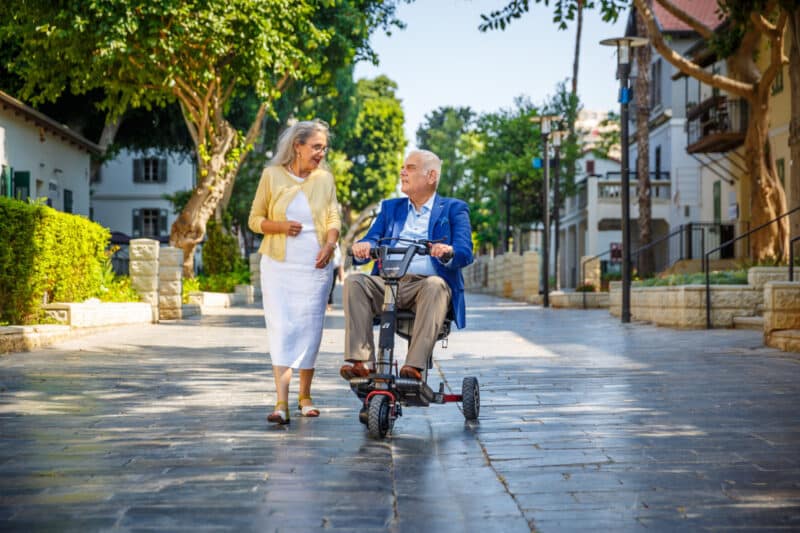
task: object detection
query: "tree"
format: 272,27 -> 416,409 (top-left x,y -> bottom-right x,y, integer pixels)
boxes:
416,107 -> 477,197
634,0 -> 792,261
634,7 -> 654,277
1,0 -> 406,275
338,75 -> 407,225
470,97 -> 545,251
788,7 -> 800,241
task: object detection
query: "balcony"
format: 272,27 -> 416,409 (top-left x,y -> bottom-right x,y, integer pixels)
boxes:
600,172 -> 672,201
686,95 -> 748,154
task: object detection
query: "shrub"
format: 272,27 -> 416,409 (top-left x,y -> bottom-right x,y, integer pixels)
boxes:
0,197 -> 110,324
575,282 -> 596,293
202,218 -> 244,275
95,250 -> 140,303
182,276 -> 201,304
198,267 -> 250,294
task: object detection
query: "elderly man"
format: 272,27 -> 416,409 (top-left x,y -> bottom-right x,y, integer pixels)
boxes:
340,149 -> 474,381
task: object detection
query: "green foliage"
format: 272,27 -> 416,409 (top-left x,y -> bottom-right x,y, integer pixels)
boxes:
0,197 -> 110,324
199,270 -> 250,294
163,190 -> 194,215
591,110 -> 620,161
634,270 -> 748,287
182,277 -> 201,304
479,0 -> 627,32
341,76 -> 407,215
95,249 -> 141,303
416,106 -> 477,198
202,219 -> 244,276
575,282 -> 596,292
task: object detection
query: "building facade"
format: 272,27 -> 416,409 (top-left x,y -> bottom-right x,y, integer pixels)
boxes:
0,90 -> 99,215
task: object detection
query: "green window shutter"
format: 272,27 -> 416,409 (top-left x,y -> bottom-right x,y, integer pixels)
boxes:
713,181 -> 721,224
13,170 -> 30,201
159,209 -> 168,237
158,158 -> 168,183
132,209 -> 142,237
64,189 -> 73,213
133,159 -> 144,182
1,165 -> 11,197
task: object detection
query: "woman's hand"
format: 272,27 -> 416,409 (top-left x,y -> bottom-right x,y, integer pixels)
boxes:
284,220 -> 303,237
315,242 -> 336,269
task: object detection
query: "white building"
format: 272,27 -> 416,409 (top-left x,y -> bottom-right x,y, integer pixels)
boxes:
0,90 -> 100,214
92,149 -> 196,242
625,2 -> 736,266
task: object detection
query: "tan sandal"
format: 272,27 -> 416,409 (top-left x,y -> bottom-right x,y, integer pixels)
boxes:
297,395 -> 320,417
267,401 -> 290,425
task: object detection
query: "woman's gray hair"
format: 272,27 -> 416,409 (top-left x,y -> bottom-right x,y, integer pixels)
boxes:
409,149 -> 442,185
270,118 -> 330,169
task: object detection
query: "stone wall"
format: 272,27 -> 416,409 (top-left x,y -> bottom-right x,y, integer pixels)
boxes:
249,253 -> 262,300
609,281 -> 760,328
763,281 -> 800,331
464,251 -> 541,304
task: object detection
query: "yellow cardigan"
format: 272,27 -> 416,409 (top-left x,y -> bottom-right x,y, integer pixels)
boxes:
248,165 -> 341,261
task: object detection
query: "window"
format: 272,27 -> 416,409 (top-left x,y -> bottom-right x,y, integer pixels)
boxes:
132,208 -> 169,238
777,158 -> 785,187
713,181 -> 721,224
650,59 -> 662,108
133,157 -> 168,183
772,67 -> 784,95
654,146 -> 662,180
585,160 -> 595,175
13,171 -> 30,201
64,189 -> 73,213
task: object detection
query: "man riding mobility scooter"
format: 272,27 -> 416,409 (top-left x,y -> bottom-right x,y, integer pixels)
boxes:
345,237 -> 480,439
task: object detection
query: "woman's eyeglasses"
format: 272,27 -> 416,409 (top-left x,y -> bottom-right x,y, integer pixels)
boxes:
305,143 -> 329,154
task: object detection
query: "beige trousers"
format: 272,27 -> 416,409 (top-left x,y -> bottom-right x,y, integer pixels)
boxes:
343,273 -> 451,370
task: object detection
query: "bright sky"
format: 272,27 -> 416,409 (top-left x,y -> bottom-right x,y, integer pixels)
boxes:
354,0 -> 629,149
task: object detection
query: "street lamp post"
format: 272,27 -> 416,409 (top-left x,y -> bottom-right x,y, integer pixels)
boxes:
504,173 -> 512,253
552,131 -> 562,290
530,115 -> 561,308
600,36 -> 648,324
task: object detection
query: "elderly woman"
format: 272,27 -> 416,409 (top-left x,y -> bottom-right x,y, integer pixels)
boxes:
248,119 -> 340,425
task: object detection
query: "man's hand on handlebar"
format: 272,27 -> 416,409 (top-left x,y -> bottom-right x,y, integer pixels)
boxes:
351,241 -> 372,260
429,243 -> 454,261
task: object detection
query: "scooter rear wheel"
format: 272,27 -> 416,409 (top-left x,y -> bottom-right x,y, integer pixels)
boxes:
462,377 -> 480,420
367,395 -> 391,439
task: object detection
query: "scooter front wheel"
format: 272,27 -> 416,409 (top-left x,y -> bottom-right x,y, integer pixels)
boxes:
367,395 -> 391,439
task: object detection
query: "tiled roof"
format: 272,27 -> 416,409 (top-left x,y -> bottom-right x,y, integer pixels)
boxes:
653,0 -> 725,33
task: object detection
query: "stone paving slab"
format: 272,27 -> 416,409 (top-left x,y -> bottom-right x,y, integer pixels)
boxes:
1,292 -> 800,531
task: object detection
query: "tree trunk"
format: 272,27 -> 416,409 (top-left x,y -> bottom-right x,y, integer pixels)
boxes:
170,119 -> 239,277
635,9 -> 654,277
744,97 -> 789,261
789,9 -> 800,246
89,114 -> 124,180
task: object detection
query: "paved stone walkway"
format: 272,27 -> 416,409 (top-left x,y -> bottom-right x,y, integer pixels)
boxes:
1,291 -> 800,532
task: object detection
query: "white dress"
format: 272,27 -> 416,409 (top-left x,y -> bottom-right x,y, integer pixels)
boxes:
260,176 -> 332,369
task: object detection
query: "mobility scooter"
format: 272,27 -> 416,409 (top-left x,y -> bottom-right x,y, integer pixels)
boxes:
346,237 -> 480,439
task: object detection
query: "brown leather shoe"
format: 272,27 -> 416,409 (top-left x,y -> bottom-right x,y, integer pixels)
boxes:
340,361 -> 370,380
399,365 -> 422,380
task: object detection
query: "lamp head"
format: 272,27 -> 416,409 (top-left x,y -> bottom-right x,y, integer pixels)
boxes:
599,36 -> 648,66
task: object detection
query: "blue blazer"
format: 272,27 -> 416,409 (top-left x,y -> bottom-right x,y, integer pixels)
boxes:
358,195 -> 474,329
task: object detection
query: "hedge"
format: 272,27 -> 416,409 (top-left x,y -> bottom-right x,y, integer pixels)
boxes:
0,197 -> 110,324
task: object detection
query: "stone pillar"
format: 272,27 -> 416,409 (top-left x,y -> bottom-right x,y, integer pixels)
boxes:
158,247 -> 183,320
522,251 -> 540,303
249,252 -> 262,300
581,255 -> 601,290
129,239 -> 159,322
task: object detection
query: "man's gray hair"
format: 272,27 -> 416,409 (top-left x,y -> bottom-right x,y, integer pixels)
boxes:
270,119 -> 330,169
409,149 -> 442,185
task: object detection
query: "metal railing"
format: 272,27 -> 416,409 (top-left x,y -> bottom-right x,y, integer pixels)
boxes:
631,224 -> 706,275
789,235 -> 800,281
705,206 -> 800,328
